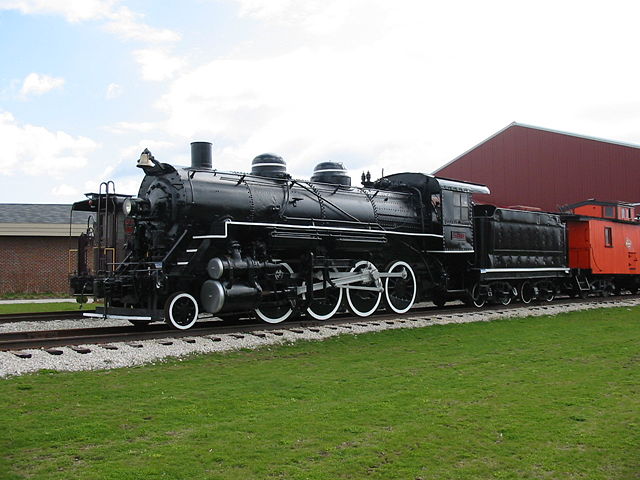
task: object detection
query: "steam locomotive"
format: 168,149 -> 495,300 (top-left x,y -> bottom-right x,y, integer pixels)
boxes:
69,142 -> 640,329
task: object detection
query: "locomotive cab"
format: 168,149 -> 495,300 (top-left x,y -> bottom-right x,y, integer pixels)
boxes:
375,173 -> 490,252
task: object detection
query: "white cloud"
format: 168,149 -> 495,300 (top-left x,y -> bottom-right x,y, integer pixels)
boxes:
105,82 -> 122,99
231,0 -> 365,35
132,48 -> 185,81
120,140 -> 175,161
0,0 -> 179,43
0,0 -> 116,22
103,6 -> 180,43
152,0 -> 640,178
20,73 -> 64,96
103,121 -> 158,134
51,183 -> 80,197
0,110 -> 98,176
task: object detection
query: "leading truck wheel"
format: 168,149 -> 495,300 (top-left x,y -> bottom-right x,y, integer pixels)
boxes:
165,292 -> 199,330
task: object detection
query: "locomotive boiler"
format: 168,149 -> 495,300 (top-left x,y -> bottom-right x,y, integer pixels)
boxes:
70,142 -> 490,329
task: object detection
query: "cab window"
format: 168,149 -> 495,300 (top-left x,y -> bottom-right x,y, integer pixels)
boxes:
442,190 -> 470,225
430,194 -> 441,223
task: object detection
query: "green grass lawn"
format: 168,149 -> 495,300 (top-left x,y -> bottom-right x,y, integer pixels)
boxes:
0,302 -> 86,315
1,307 -> 639,479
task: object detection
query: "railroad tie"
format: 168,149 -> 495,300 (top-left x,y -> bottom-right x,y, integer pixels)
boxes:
70,346 -> 91,354
12,351 -> 31,359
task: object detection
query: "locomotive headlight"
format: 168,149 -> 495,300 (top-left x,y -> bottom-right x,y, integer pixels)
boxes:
123,198 -> 133,216
122,197 -> 150,217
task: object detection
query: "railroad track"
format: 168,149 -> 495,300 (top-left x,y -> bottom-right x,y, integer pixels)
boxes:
0,296 -> 632,353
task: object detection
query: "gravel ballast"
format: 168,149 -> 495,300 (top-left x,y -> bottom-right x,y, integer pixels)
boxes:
1,299 -> 638,378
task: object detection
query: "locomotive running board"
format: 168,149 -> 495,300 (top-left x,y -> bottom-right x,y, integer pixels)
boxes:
84,312 -> 153,321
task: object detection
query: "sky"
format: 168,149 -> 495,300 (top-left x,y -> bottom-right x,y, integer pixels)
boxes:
1,0 -> 639,204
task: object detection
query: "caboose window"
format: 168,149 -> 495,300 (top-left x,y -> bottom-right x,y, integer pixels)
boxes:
621,207 -> 632,220
604,227 -> 613,247
603,206 -> 615,218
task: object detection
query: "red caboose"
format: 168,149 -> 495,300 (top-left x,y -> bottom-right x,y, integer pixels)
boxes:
562,200 -> 640,294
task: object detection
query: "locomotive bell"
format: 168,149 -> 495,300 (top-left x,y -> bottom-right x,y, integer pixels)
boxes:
251,153 -> 288,178
137,148 -> 156,168
311,161 -> 351,186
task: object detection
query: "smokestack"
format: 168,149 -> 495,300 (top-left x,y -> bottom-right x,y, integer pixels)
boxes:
190,141 -> 213,169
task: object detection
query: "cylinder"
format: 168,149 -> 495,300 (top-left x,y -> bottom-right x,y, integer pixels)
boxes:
200,280 -> 261,314
191,141 -> 213,169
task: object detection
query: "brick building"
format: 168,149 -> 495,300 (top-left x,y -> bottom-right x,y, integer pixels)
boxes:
434,122 -> 640,212
0,204 -> 91,295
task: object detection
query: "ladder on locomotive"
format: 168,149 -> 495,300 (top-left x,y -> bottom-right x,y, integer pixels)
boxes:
95,181 -> 118,275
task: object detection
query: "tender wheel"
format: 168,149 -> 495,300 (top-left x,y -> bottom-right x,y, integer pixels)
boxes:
519,281 -> 535,304
346,261 -> 382,317
499,295 -> 512,306
493,282 -> 513,306
255,263 -> 294,324
165,292 -> 199,330
538,282 -> 555,302
384,261 -> 417,314
305,270 -> 343,320
470,282 -> 486,308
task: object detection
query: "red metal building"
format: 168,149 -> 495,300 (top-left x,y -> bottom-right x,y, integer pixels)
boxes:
434,123 -> 640,212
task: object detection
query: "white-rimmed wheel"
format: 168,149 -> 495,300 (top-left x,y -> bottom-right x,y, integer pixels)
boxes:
255,263 -> 294,324
519,281 -> 535,304
384,261 -> 417,314
304,269 -> 343,320
165,292 -> 199,330
470,282 -> 486,308
346,261 -> 382,317
492,282 -> 512,306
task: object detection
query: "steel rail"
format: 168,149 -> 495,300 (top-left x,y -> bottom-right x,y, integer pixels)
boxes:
0,296 -> 632,352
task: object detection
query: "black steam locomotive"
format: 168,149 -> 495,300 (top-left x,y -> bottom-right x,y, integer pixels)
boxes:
70,142 -> 569,329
